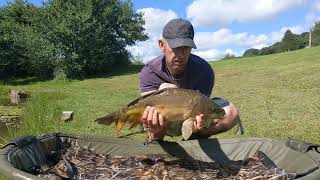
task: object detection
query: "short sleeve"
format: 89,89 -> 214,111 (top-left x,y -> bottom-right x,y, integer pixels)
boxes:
198,65 -> 214,97
140,66 -> 159,93
201,70 -> 214,97
187,54 -> 215,97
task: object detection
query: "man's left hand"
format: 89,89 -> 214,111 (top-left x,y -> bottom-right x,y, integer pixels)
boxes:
194,114 -> 205,133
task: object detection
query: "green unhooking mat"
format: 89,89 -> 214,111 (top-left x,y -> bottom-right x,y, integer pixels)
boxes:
0,132 -> 319,179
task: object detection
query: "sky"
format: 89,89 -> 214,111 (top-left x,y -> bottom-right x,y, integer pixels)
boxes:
1,0 -> 320,62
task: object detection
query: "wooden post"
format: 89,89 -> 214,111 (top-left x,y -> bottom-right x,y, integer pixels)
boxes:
309,28 -> 312,48
9,90 -> 29,105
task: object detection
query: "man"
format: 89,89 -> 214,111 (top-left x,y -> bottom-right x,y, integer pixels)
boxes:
140,19 -> 240,141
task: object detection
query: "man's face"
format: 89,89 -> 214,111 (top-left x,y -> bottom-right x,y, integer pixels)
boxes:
159,40 -> 192,77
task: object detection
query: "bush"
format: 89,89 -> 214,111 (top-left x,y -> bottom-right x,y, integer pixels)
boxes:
312,21 -> 320,46
243,48 -> 259,57
0,0 -> 57,79
41,0 -> 148,79
0,0 -> 148,79
222,53 -> 236,60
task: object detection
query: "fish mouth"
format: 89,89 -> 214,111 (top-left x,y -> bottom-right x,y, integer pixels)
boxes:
214,109 -> 226,119
219,109 -> 226,118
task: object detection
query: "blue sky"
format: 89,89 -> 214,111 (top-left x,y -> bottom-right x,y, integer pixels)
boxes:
1,0 -> 320,61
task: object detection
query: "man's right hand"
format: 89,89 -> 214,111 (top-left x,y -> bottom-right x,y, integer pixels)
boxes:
141,106 -> 166,140
141,83 -> 177,140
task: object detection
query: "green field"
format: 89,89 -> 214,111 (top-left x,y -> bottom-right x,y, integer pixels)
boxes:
1,46 -> 320,144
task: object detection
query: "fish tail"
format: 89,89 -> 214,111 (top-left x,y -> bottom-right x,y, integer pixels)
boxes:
95,108 -> 127,126
114,108 -> 143,136
96,107 -> 144,137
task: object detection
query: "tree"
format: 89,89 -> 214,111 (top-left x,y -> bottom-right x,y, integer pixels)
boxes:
222,53 -> 236,60
0,0 -> 56,79
296,32 -> 309,49
243,48 -> 259,57
281,30 -> 298,52
269,42 -> 284,53
311,21 -> 320,46
259,47 -> 275,55
41,0 -> 148,78
0,0 -> 148,79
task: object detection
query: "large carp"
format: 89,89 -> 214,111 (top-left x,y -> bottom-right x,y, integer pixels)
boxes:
95,88 -> 226,140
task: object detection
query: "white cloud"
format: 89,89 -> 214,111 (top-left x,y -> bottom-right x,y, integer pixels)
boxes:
304,0 -> 320,29
252,43 -> 269,50
281,25 -> 305,34
128,23 -> 306,62
269,25 -> 305,43
194,29 -> 269,50
194,25 -> 306,57
225,49 -> 234,55
224,49 -> 242,57
193,48 -> 242,60
127,5 -> 310,62
127,37 -> 160,62
194,29 -> 249,50
137,8 -> 177,38
193,49 -> 225,60
314,0 -> 320,11
306,13 -> 320,29
187,0 -> 305,27
127,8 -> 177,62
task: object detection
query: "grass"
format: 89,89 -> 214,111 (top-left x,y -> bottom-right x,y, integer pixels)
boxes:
211,47 -> 320,143
0,46 -> 319,145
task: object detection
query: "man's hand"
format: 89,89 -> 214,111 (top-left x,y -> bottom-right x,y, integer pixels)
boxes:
140,83 -> 177,96
194,114 -> 206,133
194,102 -> 239,136
140,83 -> 177,140
141,106 -> 166,140
159,83 -> 178,90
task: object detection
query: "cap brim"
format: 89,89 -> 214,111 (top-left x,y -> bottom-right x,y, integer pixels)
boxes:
166,38 -> 197,49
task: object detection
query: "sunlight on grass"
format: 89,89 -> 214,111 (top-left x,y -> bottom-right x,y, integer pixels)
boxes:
0,46 -> 319,145
210,47 -> 320,143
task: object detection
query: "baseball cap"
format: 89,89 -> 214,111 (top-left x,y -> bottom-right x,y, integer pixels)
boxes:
162,19 -> 197,49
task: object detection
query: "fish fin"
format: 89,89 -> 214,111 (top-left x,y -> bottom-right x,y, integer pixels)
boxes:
129,120 -> 141,130
95,116 -> 113,125
127,88 -> 169,107
126,107 -> 144,130
115,120 -> 126,137
96,108 -> 128,137
181,118 -> 195,140
95,112 -> 118,125
236,118 -> 245,135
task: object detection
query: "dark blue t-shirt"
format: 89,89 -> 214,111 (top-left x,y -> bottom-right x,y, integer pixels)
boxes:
140,54 -> 215,97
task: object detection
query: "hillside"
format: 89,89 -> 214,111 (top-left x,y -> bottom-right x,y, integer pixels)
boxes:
210,46 -> 320,142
